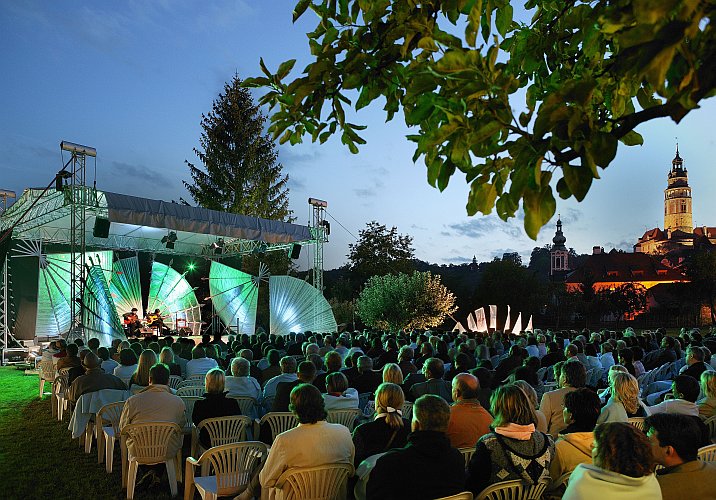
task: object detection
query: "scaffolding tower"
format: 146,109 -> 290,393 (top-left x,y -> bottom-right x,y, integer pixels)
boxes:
308,198 -> 329,294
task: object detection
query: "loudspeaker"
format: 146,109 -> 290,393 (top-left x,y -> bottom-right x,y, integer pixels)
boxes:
93,217 -> 110,238
290,244 -> 302,259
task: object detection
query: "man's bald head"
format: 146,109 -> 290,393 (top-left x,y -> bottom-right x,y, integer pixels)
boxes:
83,351 -> 101,370
452,373 -> 480,401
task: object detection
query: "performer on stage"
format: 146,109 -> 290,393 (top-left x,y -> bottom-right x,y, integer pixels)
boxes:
145,308 -> 168,334
123,308 -> 142,337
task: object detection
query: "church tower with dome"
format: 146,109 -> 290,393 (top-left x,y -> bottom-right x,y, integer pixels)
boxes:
664,145 -> 693,235
550,216 -> 570,278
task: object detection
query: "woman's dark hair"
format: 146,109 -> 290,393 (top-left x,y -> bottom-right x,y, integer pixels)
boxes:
562,359 -> 587,388
618,349 -> 636,376
119,349 -> 138,366
594,422 -> 654,477
97,346 -> 110,361
585,344 -> 597,357
289,383 -> 328,424
471,367 -> 493,388
564,388 -> 601,432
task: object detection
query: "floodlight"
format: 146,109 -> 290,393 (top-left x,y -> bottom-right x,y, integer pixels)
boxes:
60,141 -> 97,157
308,197 -> 327,208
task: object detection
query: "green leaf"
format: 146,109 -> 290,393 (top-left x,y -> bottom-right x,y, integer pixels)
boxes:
562,164 -> 593,201
276,59 -> 296,80
589,132 -> 618,168
495,4 -> 513,37
467,181 -> 498,216
293,0 -> 311,22
620,130 -> 644,146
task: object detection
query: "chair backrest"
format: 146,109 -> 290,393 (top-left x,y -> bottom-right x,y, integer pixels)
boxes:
197,415 -> 252,447
474,478 -> 549,500
39,360 -> 56,380
327,409 -> 361,430
168,375 -> 183,390
97,400 -> 125,433
188,374 -> 206,383
181,396 -> 203,427
259,412 -> 299,441
627,417 -> 645,431
434,492 -> 473,500
536,367 -> 547,382
401,401 -> 414,421
704,415 -> 716,443
53,375 -> 68,395
698,443 -> 716,462
178,379 -> 204,390
274,463 -> 354,500
122,422 -> 182,462
227,396 -> 257,416
459,447 -> 476,468
178,386 -> 205,398
358,392 -> 372,413
195,442 -> 269,496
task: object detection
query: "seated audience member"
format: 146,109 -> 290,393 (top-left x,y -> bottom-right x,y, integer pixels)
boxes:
67,349 -> 91,385
397,346 -> 418,377
252,384 -> 354,499
367,395 -> 465,500
262,356 -> 298,403
158,347 -> 181,377
314,351 -> 343,392
185,346 -> 218,378
56,343 -> 81,372
272,360 -> 315,412
645,413 -> 716,499
681,346 -> 711,381
599,343 -> 616,374
66,352 -> 126,403
644,335 -> 678,371
381,363 -> 404,385
446,373 -> 493,448
470,367 -> 493,409
540,359 -> 586,437
492,345 -> 525,388
698,371 -> 716,419
466,384 -> 554,496
98,346 -> 119,374
352,383 -> 411,466
548,388 -> 601,492
409,357 -> 452,402
649,375 -> 701,417
513,380 -> 548,433
225,357 -> 262,401
540,342 -> 566,369
352,356 -> 382,395
563,422 -> 660,500
129,350 -> 157,390
192,368 -> 241,449
260,349 -> 281,385
375,338 -> 399,369
598,372 -> 648,423
118,363 -> 185,459
323,372 -> 359,411
113,348 -> 138,384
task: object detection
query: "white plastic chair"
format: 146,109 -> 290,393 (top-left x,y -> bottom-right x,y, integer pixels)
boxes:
253,412 -> 298,443
459,447 -> 476,468
402,401 -> 414,421
187,374 -> 207,384
273,463 -> 354,500
181,396 -> 202,435
698,443 -> 716,462
184,441 -> 268,500
227,396 -> 258,417
475,478 -> 549,500
53,375 -> 69,421
191,415 -> 252,457
704,415 -> 716,443
122,422 -> 183,499
628,417 -> 646,431
327,409 -> 361,431
168,375 -> 183,390
96,400 -> 125,470
178,386 -> 205,398
178,379 -> 204,390
38,360 -> 56,397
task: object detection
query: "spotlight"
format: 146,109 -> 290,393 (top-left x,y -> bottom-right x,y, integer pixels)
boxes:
161,231 -> 178,249
186,262 -> 196,272
55,170 -> 72,191
319,220 -> 331,235
210,238 -> 225,255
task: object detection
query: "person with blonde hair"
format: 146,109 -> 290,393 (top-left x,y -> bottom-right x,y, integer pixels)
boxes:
158,346 -> 181,376
352,382 -> 410,466
382,363 -> 404,385
597,372 -> 647,423
598,364 -> 628,403
191,368 -> 241,449
513,380 -> 547,433
540,359 -> 586,437
698,370 -> 716,418
129,349 -> 157,389
467,384 -> 554,495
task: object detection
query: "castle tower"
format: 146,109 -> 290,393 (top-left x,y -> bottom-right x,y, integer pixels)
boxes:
664,145 -> 693,234
550,216 -> 570,277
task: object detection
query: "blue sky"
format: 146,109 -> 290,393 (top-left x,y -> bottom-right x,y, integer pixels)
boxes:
2,1 -> 715,270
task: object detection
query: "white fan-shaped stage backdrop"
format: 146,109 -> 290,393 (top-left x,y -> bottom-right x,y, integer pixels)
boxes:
148,262 -> 202,335
269,275 -> 337,335
83,263 -> 124,345
110,256 -> 142,320
208,261 -> 258,335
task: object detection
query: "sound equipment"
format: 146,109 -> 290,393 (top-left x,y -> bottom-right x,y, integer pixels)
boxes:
290,243 -> 301,259
93,217 -> 110,238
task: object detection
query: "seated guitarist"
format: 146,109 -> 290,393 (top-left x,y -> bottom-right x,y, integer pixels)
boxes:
146,309 -> 168,334
123,308 -> 142,337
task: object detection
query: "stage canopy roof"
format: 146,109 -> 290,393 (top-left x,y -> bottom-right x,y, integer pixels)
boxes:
1,187 -> 314,256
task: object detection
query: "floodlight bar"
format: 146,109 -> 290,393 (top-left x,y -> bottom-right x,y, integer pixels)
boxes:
308,197 -> 327,208
60,141 -> 97,157
0,189 -> 16,198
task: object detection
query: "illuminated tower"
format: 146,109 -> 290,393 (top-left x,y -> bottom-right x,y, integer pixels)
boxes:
550,216 -> 569,277
664,145 -> 693,234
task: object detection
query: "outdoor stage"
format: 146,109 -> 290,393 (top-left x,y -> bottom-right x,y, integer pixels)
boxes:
1,152 -> 336,355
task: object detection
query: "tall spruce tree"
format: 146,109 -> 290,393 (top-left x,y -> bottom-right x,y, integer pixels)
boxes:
184,76 -> 292,222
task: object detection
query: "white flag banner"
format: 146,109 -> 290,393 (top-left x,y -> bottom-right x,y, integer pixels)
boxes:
525,315 -> 534,332
475,307 -> 488,332
453,321 -> 467,333
504,305 -> 511,332
466,312 -> 478,332
489,305 -> 497,330
511,312 -> 523,334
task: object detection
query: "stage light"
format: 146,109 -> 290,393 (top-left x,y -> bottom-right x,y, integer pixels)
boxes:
210,238 -> 225,255
186,262 -> 196,272
308,197 -> 328,208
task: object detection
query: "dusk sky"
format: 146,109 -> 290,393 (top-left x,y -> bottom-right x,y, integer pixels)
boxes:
2,1 -> 715,271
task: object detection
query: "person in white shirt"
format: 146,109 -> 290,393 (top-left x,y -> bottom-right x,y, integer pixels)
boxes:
225,357 -> 261,400
599,344 -> 615,379
185,345 -> 218,378
262,356 -> 298,402
113,349 -> 138,385
97,346 -> 119,374
323,372 -> 359,411
648,375 -> 700,417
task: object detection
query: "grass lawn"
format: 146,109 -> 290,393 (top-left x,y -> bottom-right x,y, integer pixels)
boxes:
0,366 -> 181,500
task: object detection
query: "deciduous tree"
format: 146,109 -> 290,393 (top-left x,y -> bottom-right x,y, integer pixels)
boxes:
347,221 -> 415,285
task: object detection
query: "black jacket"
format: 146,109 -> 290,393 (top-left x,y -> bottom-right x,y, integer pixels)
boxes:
351,370 -> 382,395
272,380 -> 301,412
192,392 -> 242,448
366,430 -> 465,500
352,417 -> 410,466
